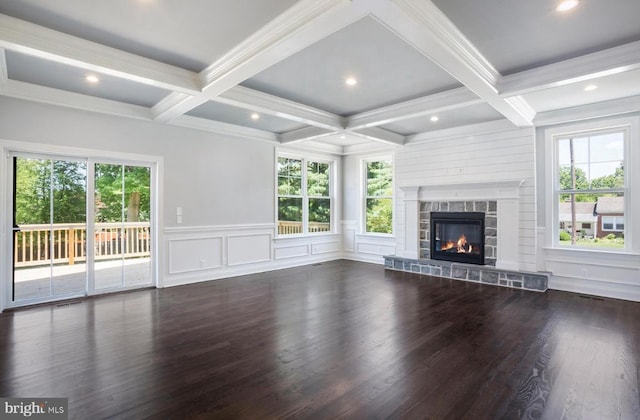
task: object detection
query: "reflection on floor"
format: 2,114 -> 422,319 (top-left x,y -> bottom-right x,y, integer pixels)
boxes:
13,258 -> 151,301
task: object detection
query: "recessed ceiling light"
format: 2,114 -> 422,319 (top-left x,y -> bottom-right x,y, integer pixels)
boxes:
340,135 -> 346,140
556,0 -> 579,12
85,75 -> 99,84
250,112 -> 260,120
430,116 -> 439,122
584,84 -> 598,91
345,77 -> 357,86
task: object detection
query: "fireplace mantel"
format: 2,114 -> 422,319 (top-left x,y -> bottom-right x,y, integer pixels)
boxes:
400,179 -> 525,201
399,180 -> 525,270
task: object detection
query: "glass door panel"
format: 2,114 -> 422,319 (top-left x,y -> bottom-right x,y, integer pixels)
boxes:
94,163 -> 152,290
13,157 -> 87,302
123,165 -> 151,287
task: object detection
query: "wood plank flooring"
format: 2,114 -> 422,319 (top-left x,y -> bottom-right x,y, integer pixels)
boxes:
1,260 -> 639,419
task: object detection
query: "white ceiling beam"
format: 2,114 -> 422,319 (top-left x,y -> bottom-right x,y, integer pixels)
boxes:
342,141 -> 397,156
155,0 -> 365,122
151,93 -> 206,123
534,95 -> 640,127
498,41 -> 640,97
278,126 -> 336,144
379,0 -> 534,126
279,140 -> 344,156
350,127 -> 406,146
0,79 -> 153,120
171,115 -> 278,143
346,87 -> 481,130
0,14 -> 200,94
216,86 -> 346,131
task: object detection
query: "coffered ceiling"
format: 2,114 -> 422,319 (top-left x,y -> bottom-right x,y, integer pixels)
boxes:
0,0 -> 639,154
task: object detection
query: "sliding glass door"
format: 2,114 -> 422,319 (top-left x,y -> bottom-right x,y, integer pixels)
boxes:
10,154 -> 154,306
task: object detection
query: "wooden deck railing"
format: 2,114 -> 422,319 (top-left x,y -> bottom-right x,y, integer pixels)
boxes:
14,222 -> 151,268
277,221 -> 331,235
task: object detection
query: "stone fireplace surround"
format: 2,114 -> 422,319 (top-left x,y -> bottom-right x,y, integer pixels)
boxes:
385,180 -> 548,292
422,201 -> 496,266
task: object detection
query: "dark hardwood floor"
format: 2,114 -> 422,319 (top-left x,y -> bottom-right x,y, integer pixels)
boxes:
1,260 -> 639,419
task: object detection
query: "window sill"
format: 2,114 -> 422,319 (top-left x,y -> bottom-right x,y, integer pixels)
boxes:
357,232 -> 395,238
543,246 -> 638,257
275,232 -> 340,241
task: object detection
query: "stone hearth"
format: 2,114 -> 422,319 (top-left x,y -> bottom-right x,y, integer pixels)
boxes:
386,180 -> 549,292
384,256 -> 548,292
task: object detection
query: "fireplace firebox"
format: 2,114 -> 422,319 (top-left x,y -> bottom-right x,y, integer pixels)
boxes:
430,212 -> 485,265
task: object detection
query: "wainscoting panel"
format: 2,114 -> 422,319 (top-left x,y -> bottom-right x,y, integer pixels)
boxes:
356,242 -> 396,256
274,244 -> 310,260
168,236 -> 223,274
311,241 -> 341,255
342,223 -> 357,253
227,234 -> 272,266
544,248 -> 640,302
342,220 -> 397,263
163,225 -> 343,287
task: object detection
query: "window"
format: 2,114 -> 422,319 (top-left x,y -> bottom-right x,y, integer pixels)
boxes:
277,156 -> 332,235
555,128 -> 626,248
602,216 -> 623,231
364,159 -> 393,234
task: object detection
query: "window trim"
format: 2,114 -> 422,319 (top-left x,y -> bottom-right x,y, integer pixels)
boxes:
361,155 -> 394,236
276,151 -> 336,237
544,116 -> 637,253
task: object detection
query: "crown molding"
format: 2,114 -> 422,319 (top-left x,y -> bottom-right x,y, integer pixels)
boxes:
346,86 -> 480,130
171,115 -> 278,143
499,41 -> 640,96
0,13 -> 199,94
278,126 -> 335,144
405,119 -> 517,145
217,85 -> 345,131
534,95 -> 640,127
0,79 -> 153,120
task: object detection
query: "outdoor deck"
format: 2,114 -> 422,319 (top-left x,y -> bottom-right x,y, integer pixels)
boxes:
13,258 -> 151,302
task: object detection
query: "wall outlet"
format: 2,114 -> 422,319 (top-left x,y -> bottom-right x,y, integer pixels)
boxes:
580,268 -> 588,277
200,259 -> 206,268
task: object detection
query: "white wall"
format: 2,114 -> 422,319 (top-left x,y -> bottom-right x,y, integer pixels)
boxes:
0,97 -> 275,227
394,127 -> 537,271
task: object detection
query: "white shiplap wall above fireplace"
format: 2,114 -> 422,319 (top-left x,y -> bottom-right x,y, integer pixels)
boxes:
394,126 -> 537,272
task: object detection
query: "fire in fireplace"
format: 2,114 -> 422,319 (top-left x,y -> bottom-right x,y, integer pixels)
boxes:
430,212 -> 485,265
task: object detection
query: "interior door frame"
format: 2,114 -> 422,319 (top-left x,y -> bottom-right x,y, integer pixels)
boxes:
1,142 -> 161,311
